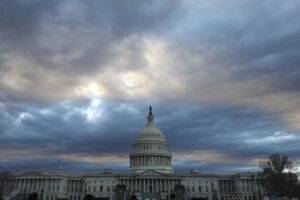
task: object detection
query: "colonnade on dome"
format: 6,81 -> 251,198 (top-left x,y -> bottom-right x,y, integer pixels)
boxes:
130,155 -> 172,167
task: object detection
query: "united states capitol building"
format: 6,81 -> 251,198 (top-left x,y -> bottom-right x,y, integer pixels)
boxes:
9,107 -> 264,200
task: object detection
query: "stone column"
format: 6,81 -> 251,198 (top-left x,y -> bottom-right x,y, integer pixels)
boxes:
142,156 -> 144,166
27,179 -> 30,193
17,179 -> 20,192
140,156 -> 142,166
29,179 -> 32,192
23,179 -> 26,193
145,179 -> 148,193
139,179 -> 142,193
33,178 -> 36,192
30,179 -> 32,192
167,179 -> 169,194
36,179 -> 39,192
135,179 -> 138,192
20,179 -> 23,192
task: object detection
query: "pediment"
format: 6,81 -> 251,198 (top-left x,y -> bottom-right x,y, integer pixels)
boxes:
135,170 -> 168,177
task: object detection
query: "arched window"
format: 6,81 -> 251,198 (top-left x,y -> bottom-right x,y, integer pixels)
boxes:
199,186 -> 202,192
100,185 -> 103,192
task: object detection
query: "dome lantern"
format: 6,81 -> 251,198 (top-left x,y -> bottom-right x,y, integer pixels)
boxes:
147,105 -> 154,126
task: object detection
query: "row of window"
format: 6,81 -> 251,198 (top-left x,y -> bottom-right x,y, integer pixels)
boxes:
187,182 -> 214,193
86,185 -> 110,192
87,180 -> 115,184
15,182 -> 60,192
140,133 -> 161,138
187,186 -> 209,193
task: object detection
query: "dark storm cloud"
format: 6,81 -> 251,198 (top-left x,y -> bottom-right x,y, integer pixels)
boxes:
0,0 -> 59,38
0,99 -> 299,172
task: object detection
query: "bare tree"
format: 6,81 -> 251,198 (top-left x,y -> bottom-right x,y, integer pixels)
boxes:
0,171 -> 15,200
259,153 -> 298,198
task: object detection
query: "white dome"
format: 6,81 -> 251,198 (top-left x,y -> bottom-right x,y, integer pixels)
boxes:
129,106 -> 173,174
137,125 -> 166,141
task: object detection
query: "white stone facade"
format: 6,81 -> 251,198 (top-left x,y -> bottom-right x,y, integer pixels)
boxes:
9,108 -> 264,200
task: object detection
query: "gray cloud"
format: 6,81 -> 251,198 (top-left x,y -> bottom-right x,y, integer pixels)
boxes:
0,99 -> 299,172
0,0 -> 300,172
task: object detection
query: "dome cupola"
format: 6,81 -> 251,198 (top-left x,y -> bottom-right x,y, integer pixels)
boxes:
136,106 -> 166,141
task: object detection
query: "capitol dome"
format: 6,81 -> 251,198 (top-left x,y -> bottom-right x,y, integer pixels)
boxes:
129,106 -> 173,174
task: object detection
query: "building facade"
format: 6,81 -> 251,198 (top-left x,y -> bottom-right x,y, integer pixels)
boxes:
9,107 -> 264,200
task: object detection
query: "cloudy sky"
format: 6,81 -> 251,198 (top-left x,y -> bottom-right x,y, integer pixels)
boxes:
1,0 -> 300,174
